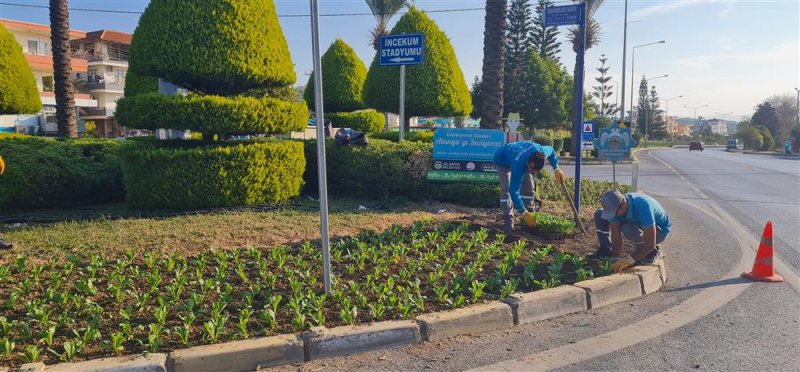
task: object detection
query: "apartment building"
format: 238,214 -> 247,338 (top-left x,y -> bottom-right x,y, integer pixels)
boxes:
706,118 -> 728,135
71,30 -> 131,137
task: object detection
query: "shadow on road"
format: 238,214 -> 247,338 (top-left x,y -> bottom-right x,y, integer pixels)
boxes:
665,277 -> 750,292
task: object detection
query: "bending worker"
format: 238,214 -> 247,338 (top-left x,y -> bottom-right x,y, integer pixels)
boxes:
493,141 -> 564,233
592,189 -> 671,272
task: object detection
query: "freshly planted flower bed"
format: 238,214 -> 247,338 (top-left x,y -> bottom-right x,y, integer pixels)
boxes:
527,212 -> 578,240
0,219 -> 612,368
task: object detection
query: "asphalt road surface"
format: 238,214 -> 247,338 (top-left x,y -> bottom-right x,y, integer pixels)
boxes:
270,148 -> 800,371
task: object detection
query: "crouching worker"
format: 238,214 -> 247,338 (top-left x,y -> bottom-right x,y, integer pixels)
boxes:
591,189 -> 671,272
493,141 -> 564,234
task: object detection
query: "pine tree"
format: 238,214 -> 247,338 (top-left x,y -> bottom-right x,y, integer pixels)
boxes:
648,85 -> 667,139
530,0 -> 561,61
504,0 -> 533,115
635,76 -> 649,133
591,54 -> 617,117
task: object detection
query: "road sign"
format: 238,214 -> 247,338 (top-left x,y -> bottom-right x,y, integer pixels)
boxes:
428,129 -> 505,183
595,123 -> 637,162
581,132 -> 594,142
379,33 -> 425,66
583,121 -> 594,133
544,4 -> 585,27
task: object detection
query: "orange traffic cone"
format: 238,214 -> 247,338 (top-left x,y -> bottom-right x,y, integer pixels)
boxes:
741,221 -> 783,282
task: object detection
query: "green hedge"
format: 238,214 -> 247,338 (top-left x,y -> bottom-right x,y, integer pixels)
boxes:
0,135 -> 123,209
327,110 -> 385,133
123,69 -> 158,97
0,23 -> 41,114
116,93 -> 308,135
129,0 -> 295,95
120,140 -> 305,209
369,131 -> 434,143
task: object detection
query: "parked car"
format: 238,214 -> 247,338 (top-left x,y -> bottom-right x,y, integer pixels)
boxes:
727,138 -> 744,150
125,129 -> 152,138
689,141 -> 704,151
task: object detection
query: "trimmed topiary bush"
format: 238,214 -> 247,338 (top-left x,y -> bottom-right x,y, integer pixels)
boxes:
0,134 -> 123,209
117,0 -> 307,209
533,134 -> 553,147
123,69 -> 158,97
120,140 -> 305,209
116,93 -> 307,135
303,39 -> 368,113
326,110 -> 385,133
129,0 -> 294,96
363,7 -> 472,119
0,23 -> 42,114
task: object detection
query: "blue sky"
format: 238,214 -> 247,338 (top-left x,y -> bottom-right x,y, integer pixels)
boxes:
1,0 -> 798,120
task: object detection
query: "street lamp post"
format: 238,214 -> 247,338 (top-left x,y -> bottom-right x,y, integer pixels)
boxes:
629,40 -> 665,128
795,88 -> 799,127
684,104 -> 709,136
663,95 -> 683,141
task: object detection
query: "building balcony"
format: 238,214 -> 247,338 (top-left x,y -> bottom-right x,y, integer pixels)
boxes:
84,80 -> 125,92
81,107 -> 114,119
24,53 -> 88,73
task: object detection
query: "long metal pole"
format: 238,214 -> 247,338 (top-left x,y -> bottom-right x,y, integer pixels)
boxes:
619,0 -> 628,121
573,1 -> 587,214
629,47 -> 636,129
310,0 -> 331,293
399,65 -> 406,142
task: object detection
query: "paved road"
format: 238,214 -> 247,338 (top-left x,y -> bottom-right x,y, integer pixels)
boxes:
270,148 -> 800,371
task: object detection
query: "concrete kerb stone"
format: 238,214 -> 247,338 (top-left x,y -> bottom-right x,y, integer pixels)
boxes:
45,354 -> 167,372
573,273 -> 643,309
651,260 -> 667,285
504,285 -> 589,325
304,320 -> 420,360
630,265 -> 663,295
167,334 -> 303,372
416,301 -> 514,342
18,363 -> 45,372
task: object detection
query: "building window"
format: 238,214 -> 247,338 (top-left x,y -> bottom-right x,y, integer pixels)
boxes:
27,40 -> 48,56
42,76 -> 54,92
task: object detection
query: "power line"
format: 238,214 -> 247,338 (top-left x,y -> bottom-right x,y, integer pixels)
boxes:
0,2 -> 484,17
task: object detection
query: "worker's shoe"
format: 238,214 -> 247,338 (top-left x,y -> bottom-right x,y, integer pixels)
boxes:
587,247 -> 613,260
0,240 -> 12,250
639,247 -> 662,265
503,219 -> 514,235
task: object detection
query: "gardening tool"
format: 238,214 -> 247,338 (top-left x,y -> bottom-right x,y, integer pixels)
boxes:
556,178 -> 586,234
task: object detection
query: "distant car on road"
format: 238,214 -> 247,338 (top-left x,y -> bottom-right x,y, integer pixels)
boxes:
689,141 -> 704,151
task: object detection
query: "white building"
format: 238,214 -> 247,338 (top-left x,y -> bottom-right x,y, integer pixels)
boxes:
706,118 -> 727,135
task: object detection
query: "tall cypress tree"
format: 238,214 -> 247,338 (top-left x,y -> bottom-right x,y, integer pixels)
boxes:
504,0 -> 533,115
648,85 -> 667,139
530,0 -> 561,61
591,54 -> 617,117
635,76 -> 649,133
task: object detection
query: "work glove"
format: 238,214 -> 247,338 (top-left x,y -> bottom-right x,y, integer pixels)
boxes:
554,168 -> 565,184
521,211 -> 537,229
0,155 -> 5,176
610,255 -> 635,273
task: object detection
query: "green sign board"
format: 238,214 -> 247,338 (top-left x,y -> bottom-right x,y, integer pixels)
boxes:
427,128 -> 505,183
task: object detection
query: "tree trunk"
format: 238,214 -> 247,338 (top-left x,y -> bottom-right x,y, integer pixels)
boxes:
480,0 -> 508,129
50,0 -> 77,138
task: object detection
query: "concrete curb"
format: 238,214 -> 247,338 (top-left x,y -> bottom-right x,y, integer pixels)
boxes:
504,285 -> 588,325
416,302 -> 514,342
45,354 -> 167,372
304,321 -> 420,360
573,273 -> 643,309
20,262 -> 667,372
167,335 -> 303,372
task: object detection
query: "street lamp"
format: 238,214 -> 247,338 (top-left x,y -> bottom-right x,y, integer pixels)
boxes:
629,40 -> 665,126
663,95 -> 683,140
618,0 -> 642,121
795,88 -> 799,127
684,104 -> 709,135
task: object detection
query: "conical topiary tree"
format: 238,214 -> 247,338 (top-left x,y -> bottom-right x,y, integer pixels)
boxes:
303,39 -> 384,133
363,7 -> 472,130
115,0 -> 308,209
0,23 -> 42,115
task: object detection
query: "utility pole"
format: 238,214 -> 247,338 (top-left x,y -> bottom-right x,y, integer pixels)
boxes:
795,88 -> 799,127
619,0 -> 628,121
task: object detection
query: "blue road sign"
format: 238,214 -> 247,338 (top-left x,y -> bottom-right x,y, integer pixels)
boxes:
581,133 -> 594,142
544,4 -> 584,27
595,123 -> 638,162
379,33 -> 425,66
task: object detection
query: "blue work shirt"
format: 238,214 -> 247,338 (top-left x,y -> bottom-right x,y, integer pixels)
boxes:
493,141 -> 559,212
610,193 -> 671,236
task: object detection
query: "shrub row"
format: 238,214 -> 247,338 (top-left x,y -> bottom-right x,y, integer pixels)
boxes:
0,135 -> 123,210
326,110 -> 385,133
115,93 -> 308,135
369,131 -> 435,143
119,140 -> 305,210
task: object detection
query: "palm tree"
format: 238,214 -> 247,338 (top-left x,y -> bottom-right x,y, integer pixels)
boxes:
480,0 -> 508,129
49,0 -> 77,138
365,0 -> 408,50
568,0 -> 604,128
